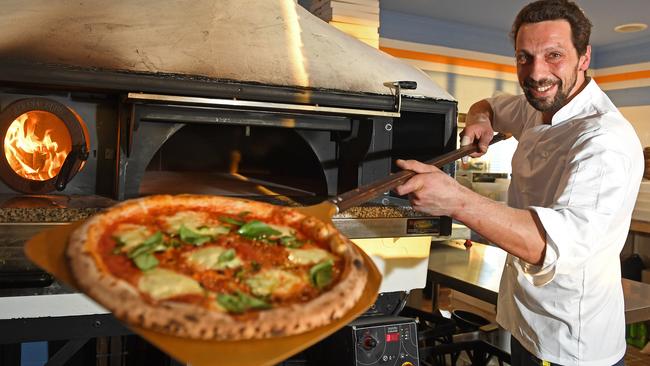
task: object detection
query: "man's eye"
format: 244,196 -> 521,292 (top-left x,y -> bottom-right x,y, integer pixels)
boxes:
516,55 -> 529,64
548,52 -> 562,60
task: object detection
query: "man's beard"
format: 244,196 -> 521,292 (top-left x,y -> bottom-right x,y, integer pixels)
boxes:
522,68 -> 578,113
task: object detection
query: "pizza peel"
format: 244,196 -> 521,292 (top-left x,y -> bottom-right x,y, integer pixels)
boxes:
296,133 -> 509,223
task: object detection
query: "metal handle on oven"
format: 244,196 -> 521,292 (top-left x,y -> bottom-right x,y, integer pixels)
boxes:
125,93 -> 401,118
55,145 -> 89,191
329,133 -> 509,212
383,80 -> 417,113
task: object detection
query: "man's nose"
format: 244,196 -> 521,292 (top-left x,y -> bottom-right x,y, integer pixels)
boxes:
529,57 -> 550,80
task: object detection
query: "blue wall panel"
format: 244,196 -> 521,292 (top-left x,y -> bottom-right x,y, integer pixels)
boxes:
593,38 -> 650,69
380,10 -> 514,57
605,86 -> 650,107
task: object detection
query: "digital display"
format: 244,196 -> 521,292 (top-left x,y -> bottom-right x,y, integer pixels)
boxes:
385,332 -> 400,342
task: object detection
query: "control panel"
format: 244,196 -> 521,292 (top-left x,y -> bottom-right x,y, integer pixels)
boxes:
352,318 -> 419,366
308,316 -> 419,366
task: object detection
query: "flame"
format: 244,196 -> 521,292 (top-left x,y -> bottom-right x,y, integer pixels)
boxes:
4,113 -> 70,181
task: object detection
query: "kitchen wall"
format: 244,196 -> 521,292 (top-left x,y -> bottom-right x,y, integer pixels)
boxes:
596,39 -> 650,147
378,11 -> 523,178
378,9 -> 650,146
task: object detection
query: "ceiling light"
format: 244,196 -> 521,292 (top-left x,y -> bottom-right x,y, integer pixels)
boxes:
614,23 -> 648,33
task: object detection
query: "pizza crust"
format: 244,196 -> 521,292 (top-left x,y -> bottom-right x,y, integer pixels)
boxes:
66,194 -> 368,340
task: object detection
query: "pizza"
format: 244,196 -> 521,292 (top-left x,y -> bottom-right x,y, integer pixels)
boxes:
66,194 -> 367,340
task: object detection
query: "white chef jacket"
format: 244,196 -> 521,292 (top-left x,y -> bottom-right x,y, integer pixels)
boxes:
488,79 -> 643,366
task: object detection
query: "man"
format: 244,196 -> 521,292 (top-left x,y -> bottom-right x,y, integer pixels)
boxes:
395,1 -> 643,365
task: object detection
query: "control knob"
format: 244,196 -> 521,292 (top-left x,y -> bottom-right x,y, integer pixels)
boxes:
361,335 -> 378,350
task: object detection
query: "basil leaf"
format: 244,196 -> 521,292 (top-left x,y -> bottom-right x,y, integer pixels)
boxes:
309,259 -> 334,289
142,231 -> 163,247
127,243 -> 152,258
279,236 -> 304,248
217,293 -> 247,313
237,220 -> 281,240
218,248 -> 236,264
133,253 -> 158,271
179,225 -> 212,246
217,291 -> 270,313
126,231 -> 164,258
219,216 -> 245,226
239,292 -> 270,310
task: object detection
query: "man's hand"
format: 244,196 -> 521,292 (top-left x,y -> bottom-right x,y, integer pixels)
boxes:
394,159 -> 467,217
462,99 -> 495,157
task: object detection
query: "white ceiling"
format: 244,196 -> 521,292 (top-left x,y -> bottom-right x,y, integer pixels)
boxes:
380,0 -> 650,48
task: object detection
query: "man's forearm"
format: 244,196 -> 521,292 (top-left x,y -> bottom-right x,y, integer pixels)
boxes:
463,100 -> 496,155
452,186 -> 547,265
466,99 -> 494,127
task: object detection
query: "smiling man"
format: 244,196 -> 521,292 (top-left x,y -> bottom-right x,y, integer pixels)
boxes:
395,1 -> 643,365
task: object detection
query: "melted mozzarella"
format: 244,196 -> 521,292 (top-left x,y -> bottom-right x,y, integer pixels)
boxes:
184,246 -> 242,270
287,248 -> 333,265
162,211 -> 228,236
138,268 -> 204,300
267,224 -> 295,238
246,269 -> 305,297
113,223 -> 154,252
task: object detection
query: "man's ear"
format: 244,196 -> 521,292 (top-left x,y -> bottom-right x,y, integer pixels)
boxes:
579,45 -> 591,72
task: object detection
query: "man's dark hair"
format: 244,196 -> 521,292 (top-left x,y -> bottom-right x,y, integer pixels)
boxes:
510,0 -> 592,55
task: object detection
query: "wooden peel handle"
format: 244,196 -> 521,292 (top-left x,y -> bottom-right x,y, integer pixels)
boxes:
331,133 -> 509,212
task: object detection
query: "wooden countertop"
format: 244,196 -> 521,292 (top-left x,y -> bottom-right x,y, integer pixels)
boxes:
630,219 -> 650,234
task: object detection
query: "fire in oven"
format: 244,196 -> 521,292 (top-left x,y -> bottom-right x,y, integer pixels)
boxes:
0,98 -> 89,194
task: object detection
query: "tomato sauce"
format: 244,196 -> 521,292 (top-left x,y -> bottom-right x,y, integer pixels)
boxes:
97,207 -> 343,310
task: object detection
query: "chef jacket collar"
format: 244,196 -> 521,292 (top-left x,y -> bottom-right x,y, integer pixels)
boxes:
550,78 -> 603,126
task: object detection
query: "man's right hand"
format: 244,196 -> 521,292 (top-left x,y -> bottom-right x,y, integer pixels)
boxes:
461,99 -> 495,157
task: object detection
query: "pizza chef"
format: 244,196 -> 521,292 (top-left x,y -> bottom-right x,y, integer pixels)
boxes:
395,1 -> 643,365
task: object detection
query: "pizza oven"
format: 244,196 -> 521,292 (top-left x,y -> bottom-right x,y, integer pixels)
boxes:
0,1 -> 459,365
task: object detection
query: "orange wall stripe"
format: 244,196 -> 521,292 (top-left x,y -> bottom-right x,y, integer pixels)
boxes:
380,46 -> 516,73
381,46 -> 650,84
594,70 -> 650,84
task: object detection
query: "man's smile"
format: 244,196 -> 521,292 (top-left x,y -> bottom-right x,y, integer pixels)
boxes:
528,82 -> 557,98
525,78 -> 559,93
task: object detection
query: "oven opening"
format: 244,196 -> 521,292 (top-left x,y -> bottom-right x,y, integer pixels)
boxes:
0,98 -> 90,194
139,123 -> 329,203
4,111 -> 72,181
